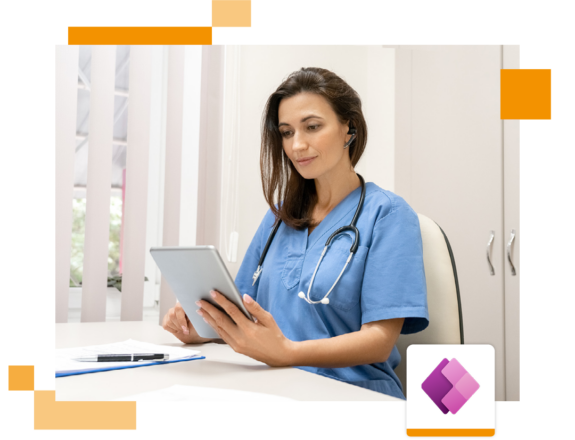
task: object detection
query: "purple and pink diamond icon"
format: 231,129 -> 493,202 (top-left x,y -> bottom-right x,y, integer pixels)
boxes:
421,358 -> 480,414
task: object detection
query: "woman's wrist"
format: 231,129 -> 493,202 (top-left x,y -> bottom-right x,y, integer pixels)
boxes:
285,339 -> 302,367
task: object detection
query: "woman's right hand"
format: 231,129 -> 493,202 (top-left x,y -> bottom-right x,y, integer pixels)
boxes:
162,302 -> 213,344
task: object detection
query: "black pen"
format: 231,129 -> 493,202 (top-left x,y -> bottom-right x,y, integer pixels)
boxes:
72,353 -> 170,362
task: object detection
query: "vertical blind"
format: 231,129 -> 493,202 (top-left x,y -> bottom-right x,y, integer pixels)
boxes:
81,46 -> 117,322
121,46 -> 153,321
55,45 -> 224,323
55,46 -> 80,323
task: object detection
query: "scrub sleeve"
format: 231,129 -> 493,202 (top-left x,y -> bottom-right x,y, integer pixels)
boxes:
360,201 -> 429,334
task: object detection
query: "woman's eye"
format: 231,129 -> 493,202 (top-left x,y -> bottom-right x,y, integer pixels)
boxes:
308,125 -> 320,131
281,131 -> 292,137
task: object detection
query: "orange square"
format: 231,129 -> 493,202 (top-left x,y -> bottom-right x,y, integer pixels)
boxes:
213,1 -> 251,27
9,365 -> 34,391
501,69 -> 551,119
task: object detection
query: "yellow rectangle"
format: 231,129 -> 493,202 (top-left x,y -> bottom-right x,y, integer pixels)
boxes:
213,1 -> 251,27
34,391 -> 136,430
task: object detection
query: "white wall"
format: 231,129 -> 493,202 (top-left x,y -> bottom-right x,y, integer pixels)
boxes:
219,45 -> 395,278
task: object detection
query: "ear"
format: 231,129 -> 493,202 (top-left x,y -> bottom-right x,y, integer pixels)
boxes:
343,120 -> 351,133
342,120 -> 351,141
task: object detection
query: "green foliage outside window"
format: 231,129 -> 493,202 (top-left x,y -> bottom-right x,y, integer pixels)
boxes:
69,195 -> 123,286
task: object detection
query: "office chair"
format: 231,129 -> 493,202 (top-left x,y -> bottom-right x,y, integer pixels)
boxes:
394,214 -> 464,397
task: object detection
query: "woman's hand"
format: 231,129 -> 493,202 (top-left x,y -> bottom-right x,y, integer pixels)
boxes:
197,290 -> 295,367
162,302 -> 213,344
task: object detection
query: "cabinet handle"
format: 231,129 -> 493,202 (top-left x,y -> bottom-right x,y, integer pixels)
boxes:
507,229 -> 517,276
486,230 -> 495,275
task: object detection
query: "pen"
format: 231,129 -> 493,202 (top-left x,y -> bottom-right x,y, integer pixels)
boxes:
72,353 -> 170,362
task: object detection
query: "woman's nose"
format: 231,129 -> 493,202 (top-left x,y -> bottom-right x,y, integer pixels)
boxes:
292,132 -> 308,151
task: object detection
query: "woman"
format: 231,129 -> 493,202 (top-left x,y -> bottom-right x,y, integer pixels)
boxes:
162,67 -> 428,399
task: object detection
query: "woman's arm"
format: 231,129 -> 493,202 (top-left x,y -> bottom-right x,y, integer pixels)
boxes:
289,318 -> 404,368
197,290 -> 404,368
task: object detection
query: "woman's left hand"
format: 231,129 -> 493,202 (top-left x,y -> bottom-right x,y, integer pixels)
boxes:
196,290 -> 295,367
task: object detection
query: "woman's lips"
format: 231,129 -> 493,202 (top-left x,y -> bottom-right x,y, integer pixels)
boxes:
296,156 -> 316,166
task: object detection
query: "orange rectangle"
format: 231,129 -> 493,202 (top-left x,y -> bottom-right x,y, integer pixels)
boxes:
68,27 -> 212,45
32,389 -> 137,436
407,429 -> 495,437
8,365 -> 34,391
213,1 -> 251,27
501,69 -> 551,119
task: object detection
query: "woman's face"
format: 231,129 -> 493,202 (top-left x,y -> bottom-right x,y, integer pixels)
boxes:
278,92 -> 352,180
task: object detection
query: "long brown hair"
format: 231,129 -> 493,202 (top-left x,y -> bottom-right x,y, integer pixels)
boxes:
260,67 -> 368,230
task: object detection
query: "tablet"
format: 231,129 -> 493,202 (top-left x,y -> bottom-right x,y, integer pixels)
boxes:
150,246 -> 253,339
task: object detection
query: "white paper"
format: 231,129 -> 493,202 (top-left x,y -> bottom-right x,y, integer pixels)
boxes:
56,339 -> 201,375
115,384 -> 295,402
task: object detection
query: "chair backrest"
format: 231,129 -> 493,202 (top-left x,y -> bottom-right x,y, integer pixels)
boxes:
394,213 -> 464,397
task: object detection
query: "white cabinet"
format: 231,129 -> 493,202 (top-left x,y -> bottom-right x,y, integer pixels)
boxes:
394,46 -> 520,401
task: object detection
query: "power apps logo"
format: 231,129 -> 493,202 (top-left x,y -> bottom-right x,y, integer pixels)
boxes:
421,358 -> 479,414
406,345 -> 494,437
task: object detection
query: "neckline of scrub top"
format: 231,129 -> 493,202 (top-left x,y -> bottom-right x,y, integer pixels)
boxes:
304,183 -> 364,252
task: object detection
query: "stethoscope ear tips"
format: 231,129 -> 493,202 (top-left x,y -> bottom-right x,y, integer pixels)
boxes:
320,298 -> 330,305
298,292 -> 306,299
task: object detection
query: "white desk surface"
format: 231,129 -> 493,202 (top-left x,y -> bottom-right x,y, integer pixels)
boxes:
56,321 -> 399,401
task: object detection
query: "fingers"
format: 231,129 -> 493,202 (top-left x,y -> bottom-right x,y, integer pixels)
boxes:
169,309 -> 185,335
162,319 -> 195,344
200,307 -> 236,351
164,326 -> 178,337
162,309 -> 177,332
162,304 -> 189,336
197,296 -> 240,339
174,304 -> 190,335
242,294 -> 272,326
207,290 -> 249,327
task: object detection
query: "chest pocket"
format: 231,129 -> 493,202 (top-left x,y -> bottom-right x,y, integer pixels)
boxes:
281,256 -> 304,290
307,236 -> 369,312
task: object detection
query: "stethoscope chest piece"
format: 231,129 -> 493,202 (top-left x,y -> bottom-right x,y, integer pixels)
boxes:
298,247 -> 355,305
298,291 -> 329,304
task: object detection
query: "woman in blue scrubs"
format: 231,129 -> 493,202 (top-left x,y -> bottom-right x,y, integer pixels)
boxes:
162,67 -> 428,399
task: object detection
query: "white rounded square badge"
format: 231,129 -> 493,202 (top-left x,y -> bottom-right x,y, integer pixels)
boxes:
406,345 -> 495,437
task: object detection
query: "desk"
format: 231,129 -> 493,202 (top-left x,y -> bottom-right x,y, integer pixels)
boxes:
56,321 -> 400,401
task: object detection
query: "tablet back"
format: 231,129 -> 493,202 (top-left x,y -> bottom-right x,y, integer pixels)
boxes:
150,246 -> 253,339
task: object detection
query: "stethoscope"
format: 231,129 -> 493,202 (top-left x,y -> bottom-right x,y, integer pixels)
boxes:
252,170 -> 366,306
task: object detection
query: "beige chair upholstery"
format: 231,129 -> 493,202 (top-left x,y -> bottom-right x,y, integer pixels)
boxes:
394,213 -> 463,397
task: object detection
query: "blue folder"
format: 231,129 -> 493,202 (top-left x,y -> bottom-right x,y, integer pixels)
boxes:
56,356 -> 206,378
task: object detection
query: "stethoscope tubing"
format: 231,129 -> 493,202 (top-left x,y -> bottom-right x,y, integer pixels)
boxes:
252,174 -> 366,302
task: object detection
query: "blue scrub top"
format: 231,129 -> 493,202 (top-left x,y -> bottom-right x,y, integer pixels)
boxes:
235,182 -> 429,400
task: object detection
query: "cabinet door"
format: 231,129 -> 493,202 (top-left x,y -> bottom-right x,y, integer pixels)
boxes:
503,44 -> 575,402
395,46 -> 507,400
